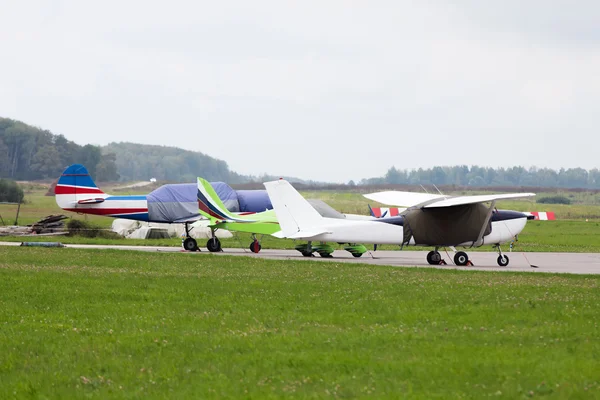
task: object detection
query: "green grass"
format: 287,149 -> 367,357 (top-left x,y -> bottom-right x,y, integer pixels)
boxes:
0,246 -> 598,398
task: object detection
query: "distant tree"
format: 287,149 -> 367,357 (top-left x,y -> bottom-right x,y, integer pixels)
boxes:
96,152 -> 120,181
0,178 -> 24,203
31,145 -> 63,178
347,180 -> 356,187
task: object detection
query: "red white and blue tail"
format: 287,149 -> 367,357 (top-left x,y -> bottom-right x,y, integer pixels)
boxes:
55,164 -> 150,221
55,164 -> 107,208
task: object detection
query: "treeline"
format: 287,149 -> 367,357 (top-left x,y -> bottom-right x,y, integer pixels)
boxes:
103,142 -> 245,183
359,166 -> 600,189
0,117 -> 243,183
0,117 -> 119,181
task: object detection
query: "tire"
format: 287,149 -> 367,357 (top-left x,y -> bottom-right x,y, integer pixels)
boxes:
320,253 -> 333,258
427,251 -> 441,265
497,255 -> 509,267
183,237 -> 199,252
249,241 -> 262,253
352,252 -> 363,258
206,237 -> 221,252
301,251 -> 313,257
454,251 -> 469,266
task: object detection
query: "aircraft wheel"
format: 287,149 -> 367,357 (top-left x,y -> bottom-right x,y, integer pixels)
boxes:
206,237 -> 221,252
497,255 -> 509,267
249,241 -> 262,253
352,252 -> 363,258
426,251 -> 441,265
301,251 -> 313,257
454,251 -> 469,266
183,237 -> 199,252
320,253 -> 333,258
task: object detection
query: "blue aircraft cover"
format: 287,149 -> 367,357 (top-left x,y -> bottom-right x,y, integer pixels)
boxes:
236,190 -> 273,213
146,182 -> 242,223
211,182 -> 240,212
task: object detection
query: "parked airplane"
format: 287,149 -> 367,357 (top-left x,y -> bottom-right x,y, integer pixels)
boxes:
196,177 -> 370,257
264,179 -> 535,266
54,164 -> 272,251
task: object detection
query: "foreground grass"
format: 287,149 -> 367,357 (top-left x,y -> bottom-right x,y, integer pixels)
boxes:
3,220 -> 600,253
0,247 -> 599,399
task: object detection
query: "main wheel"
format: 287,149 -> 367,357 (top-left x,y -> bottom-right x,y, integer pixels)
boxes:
426,251 -> 441,265
206,237 -> 221,252
497,255 -> 509,266
352,252 -> 363,258
249,241 -> 262,253
320,253 -> 333,258
301,251 -> 313,257
183,237 -> 199,252
454,251 -> 469,266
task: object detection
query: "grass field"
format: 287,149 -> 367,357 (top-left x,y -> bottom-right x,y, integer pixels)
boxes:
0,246 -> 599,399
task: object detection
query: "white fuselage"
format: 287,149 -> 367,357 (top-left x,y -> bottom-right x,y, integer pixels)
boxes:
301,216 -> 528,247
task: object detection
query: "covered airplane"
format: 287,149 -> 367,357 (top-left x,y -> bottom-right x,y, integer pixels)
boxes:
55,164 -> 273,251
264,179 -> 535,267
196,177 -> 371,257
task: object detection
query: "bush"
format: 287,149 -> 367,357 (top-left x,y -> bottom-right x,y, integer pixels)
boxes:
66,219 -> 120,238
537,195 -> 571,205
0,179 -> 25,203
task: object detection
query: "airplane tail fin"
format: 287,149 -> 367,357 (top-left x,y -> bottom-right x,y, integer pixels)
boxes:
197,177 -> 259,223
264,179 -> 326,237
55,164 -> 106,209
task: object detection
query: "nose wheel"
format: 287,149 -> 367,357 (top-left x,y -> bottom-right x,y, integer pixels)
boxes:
495,245 -> 509,266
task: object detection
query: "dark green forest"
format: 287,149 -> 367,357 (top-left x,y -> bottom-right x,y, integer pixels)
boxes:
0,117 -> 240,183
359,165 -> 600,189
0,117 -> 118,181
1,117 -> 598,188
103,142 -> 246,183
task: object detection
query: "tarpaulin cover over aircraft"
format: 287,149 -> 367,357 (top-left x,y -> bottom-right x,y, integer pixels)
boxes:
146,183 -> 273,223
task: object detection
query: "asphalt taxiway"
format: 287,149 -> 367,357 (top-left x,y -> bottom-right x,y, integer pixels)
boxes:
2,241 -> 599,275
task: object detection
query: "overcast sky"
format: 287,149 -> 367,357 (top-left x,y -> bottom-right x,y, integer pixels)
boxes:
1,1 -> 599,182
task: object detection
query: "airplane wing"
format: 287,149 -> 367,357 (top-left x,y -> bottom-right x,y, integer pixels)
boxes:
364,191 -> 535,209
363,191 -> 447,208
422,193 -> 536,208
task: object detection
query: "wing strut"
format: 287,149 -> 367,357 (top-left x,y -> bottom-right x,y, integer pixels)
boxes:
472,200 -> 496,247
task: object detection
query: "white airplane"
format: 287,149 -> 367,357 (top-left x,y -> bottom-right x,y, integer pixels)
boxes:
264,179 -> 535,267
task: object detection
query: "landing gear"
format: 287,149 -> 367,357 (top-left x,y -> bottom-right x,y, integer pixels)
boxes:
182,222 -> 199,251
249,241 -> 262,253
183,237 -> 199,252
295,242 -> 335,258
426,250 -> 442,265
495,245 -> 510,266
344,244 -> 367,258
206,228 -> 221,252
296,242 -> 314,257
454,251 -> 469,266
249,234 -> 262,253
206,237 -> 221,252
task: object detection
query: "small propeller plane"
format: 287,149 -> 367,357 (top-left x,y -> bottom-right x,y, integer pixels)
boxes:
264,179 -> 535,267
54,164 -> 271,251
196,177 -> 371,257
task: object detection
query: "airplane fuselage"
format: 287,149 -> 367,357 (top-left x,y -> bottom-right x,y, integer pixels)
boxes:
295,210 -> 528,247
